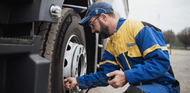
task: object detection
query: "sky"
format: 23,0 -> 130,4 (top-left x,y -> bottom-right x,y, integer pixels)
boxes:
127,0 -> 190,34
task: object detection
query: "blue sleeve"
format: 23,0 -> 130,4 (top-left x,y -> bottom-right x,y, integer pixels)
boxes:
77,50 -> 120,89
124,26 -> 171,85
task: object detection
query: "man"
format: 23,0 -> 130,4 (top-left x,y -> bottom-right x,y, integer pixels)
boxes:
64,1 -> 180,93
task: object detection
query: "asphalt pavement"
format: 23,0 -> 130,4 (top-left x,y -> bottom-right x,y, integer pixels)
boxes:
83,49 -> 190,93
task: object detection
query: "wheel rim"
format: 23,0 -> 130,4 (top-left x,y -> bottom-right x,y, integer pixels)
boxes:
62,34 -> 87,92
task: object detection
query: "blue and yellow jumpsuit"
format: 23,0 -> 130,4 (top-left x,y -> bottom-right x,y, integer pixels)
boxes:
77,18 -> 180,92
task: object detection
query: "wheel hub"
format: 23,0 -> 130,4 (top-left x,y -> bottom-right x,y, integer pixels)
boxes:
62,35 -> 87,92
63,42 -> 87,77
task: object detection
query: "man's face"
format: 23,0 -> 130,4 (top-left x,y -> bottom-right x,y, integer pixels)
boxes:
98,19 -> 110,39
88,15 -> 111,39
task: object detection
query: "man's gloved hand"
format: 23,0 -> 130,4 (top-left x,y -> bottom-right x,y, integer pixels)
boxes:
107,70 -> 128,88
64,77 -> 78,90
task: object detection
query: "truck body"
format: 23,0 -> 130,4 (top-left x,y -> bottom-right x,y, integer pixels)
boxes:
0,0 -> 129,93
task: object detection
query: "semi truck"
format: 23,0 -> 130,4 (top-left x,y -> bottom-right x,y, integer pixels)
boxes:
0,0 -> 129,93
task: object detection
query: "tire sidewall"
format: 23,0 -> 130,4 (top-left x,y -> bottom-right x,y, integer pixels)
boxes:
51,8 -> 86,93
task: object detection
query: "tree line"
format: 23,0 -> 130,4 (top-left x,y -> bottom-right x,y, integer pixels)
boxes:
163,27 -> 190,49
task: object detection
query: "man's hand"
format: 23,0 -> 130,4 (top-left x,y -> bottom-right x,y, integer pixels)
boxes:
107,70 -> 127,88
64,77 -> 78,90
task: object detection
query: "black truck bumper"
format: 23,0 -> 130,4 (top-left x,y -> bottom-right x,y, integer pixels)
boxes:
0,36 -> 50,93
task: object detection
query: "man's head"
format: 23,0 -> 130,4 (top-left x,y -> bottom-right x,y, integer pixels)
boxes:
79,1 -> 118,39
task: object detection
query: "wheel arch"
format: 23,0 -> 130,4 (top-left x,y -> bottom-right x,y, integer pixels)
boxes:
64,0 -> 89,7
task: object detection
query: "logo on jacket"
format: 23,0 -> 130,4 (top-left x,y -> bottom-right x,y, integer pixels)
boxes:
126,43 -> 137,47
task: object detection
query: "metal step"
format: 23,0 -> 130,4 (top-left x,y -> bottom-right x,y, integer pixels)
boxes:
98,44 -> 103,48
0,37 -> 32,45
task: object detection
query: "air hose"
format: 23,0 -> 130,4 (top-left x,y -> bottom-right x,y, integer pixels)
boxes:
86,75 -> 115,93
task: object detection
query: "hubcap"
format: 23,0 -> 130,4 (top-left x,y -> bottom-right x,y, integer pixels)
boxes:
62,35 -> 87,92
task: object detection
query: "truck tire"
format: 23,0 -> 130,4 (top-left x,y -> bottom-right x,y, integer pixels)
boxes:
35,8 -> 87,93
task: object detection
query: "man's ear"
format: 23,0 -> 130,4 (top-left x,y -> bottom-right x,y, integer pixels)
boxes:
99,13 -> 108,23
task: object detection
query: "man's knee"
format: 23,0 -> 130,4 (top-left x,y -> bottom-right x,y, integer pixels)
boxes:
124,86 -> 145,93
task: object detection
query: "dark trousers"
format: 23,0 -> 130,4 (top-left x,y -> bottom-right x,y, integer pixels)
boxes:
124,82 -> 180,93
124,86 -> 145,93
